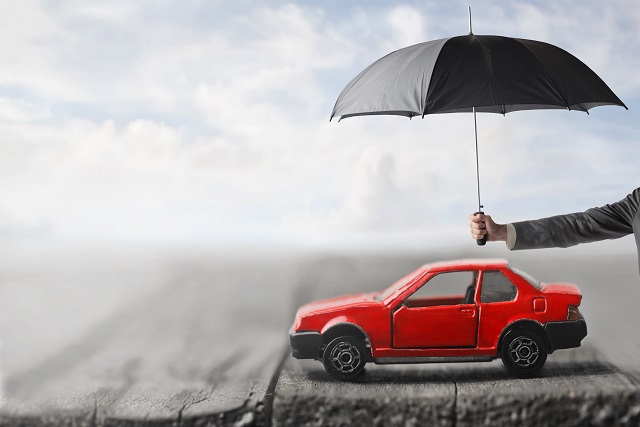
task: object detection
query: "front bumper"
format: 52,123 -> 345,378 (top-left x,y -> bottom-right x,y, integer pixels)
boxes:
545,317 -> 587,350
289,331 -> 323,359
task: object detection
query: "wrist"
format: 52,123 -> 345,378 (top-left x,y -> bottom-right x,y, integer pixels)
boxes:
491,224 -> 508,242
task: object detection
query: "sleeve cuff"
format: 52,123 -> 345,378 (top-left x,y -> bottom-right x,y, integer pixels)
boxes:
506,223 -> 517,250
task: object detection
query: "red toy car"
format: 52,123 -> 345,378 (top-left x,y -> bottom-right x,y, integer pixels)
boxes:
290,259 -> 587,381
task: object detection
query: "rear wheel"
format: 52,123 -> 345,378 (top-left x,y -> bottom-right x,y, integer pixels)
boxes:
322,336 -> 367,381
500,328 -> 548,378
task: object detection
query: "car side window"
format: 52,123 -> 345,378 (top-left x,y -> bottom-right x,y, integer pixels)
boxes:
406,270 -> 477,307
480,271 -> 517,303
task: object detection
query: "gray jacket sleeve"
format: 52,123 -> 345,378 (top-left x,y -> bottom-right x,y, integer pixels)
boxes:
512,188 -> 640,250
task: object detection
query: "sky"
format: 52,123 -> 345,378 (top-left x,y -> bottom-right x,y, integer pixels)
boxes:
1,0 -> 639,250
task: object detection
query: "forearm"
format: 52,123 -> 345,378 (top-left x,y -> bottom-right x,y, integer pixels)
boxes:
512,209 -> 633,250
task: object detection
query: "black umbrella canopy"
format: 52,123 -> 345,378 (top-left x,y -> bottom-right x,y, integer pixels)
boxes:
331,34 -> 627,121
330,32 -> 627,245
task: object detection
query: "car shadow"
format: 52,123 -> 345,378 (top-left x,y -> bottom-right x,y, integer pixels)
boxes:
303,358 -> 617,385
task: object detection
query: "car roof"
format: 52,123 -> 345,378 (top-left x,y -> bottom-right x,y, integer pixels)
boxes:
421,258 -> 508,272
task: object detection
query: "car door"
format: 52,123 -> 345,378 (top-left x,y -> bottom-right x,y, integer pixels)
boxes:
475,269 -> 520,348
393,270 -> 479,348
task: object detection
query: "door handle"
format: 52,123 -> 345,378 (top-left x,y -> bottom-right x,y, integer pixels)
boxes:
460,308 -> 475,316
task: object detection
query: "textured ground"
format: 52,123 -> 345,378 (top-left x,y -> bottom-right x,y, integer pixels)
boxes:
2,244 -> 640,426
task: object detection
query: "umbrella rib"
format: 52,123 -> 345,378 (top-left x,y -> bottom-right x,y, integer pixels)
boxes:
421,38 -> 453,116
474,36 -> 499,108
513,39 -> 571,110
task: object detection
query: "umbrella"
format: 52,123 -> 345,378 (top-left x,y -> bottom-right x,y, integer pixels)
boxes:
330,9 -> 627,245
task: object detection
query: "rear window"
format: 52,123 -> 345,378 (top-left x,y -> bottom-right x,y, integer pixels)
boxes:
481,271 -> 517,303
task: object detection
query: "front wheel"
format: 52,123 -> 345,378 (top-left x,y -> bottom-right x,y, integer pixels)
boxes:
500,328 -> 548,378
322,336 -> 367,381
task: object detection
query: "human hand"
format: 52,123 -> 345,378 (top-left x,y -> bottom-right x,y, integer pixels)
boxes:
469,213 -> 508,243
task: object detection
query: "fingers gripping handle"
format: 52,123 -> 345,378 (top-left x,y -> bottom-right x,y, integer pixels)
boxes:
474,211 -> 487,246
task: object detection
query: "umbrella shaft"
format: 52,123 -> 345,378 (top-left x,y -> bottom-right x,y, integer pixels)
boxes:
473,107 -> 482,212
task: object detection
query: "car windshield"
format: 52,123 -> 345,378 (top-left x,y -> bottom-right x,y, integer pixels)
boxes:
511,267 -> 542,290
374,267 -> 424,302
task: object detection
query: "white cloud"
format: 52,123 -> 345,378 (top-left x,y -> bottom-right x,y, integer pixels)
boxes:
329,146 -> 406,229
0,1 -> 637,247
387,5 -> 427,48
0,97 -> 51,122
0,1 -> 79,100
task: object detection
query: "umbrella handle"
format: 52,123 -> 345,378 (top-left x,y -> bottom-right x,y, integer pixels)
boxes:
474,211 -> 487,246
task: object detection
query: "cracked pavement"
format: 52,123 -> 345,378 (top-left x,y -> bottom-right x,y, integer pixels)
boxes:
2,250 -> 640,426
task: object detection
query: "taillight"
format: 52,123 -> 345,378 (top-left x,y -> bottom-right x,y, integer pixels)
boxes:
567,305 -> 580,320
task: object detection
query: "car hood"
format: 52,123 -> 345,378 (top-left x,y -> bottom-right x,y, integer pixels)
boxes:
541,282 -> 581,297
296,292 -> 379,317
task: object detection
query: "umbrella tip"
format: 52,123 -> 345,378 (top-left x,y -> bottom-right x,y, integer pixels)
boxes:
468,6 -> 473,35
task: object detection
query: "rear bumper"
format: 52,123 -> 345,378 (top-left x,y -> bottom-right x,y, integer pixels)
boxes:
289,331 -> 323,359
545,317 -> 587,350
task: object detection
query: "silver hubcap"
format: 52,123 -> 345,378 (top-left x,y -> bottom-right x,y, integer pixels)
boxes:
509,336 -> 540,367
330,342 -> 362,374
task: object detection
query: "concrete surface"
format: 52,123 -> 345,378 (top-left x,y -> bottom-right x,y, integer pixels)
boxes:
1,250 -> 297,426
2,246 -> 640,426
273,345 -> 640,427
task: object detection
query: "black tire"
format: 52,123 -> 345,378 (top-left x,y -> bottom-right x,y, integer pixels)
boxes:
500,328 -> 548,378
322,336 -> 367,381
